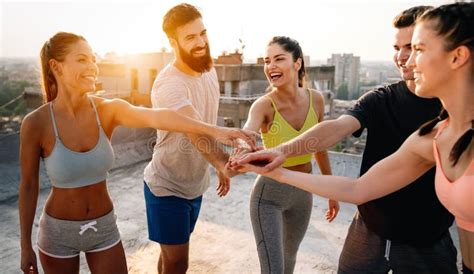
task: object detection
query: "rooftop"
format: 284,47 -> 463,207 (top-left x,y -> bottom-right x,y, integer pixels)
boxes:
0,128 -> 461,273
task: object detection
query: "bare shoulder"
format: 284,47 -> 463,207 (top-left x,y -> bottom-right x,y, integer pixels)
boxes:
21,104 -> 50,140
308,88 -> 325,105
251,95 -> 273,114
22,104 -> 49,128
89,95 -> 109,107
89,95 -> 129,112
87,96 -> 134,132
404,128 -> 437,163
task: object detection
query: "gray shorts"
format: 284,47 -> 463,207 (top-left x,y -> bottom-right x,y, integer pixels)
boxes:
37,210 -> 121,258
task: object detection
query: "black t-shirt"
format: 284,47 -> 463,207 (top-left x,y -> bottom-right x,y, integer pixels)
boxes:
346,81 -> 454,246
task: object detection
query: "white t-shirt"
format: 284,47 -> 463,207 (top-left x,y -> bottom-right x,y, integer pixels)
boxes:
143,63 -> 220,199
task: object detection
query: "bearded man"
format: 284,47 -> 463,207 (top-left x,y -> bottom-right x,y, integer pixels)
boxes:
143,4 -> 235,273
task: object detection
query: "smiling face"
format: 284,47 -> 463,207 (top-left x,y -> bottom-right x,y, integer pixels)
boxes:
406,22 -> 452,98
392,26 -> 415,81
172,18 -> 212,73
52,40 -> 98,94
264,43 -> 301,88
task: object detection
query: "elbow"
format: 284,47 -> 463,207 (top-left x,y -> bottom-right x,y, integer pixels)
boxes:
352,188 -> 371,205
353,198 -> 366,206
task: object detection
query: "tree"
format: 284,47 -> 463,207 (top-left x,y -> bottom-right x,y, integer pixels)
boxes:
336,83 -> 349,100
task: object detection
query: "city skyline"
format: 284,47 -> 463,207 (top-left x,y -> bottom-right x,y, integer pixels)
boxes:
1,0 -> 451,61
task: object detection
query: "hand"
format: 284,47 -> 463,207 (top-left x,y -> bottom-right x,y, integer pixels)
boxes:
212,127 -> 258,150
216,170 -> 231,197
229,146 -> 253,162
233,163 -> 283,180
325,199 -> 340,222
229,148 -> 286,172
222,161 -> 242,178
21,247 -> 38,274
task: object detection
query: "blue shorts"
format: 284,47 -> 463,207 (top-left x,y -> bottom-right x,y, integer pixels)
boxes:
144,182 -> 202,245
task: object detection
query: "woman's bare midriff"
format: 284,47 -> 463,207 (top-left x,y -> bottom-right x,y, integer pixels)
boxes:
44,181 -> 114,220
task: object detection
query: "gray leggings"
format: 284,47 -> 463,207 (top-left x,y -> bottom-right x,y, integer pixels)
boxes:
250,175 -> 313,274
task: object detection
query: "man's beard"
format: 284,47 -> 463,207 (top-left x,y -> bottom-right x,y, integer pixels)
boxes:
178,43 -> 213,73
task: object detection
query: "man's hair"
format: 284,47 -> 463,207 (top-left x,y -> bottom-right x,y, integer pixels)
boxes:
392,6 -> 432,28
162,3 -> 202,38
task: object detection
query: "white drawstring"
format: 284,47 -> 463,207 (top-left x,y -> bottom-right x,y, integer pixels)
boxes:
79,220 -> 98,235
384,240 -> 391,261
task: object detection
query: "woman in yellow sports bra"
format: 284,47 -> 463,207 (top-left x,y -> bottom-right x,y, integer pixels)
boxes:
241,36 -> 339,273
18,32 -> 257,274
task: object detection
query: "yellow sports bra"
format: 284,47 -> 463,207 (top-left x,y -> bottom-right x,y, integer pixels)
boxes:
261,89 -> 319,167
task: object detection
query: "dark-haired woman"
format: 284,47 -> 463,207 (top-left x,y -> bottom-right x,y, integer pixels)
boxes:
18,32 -> 256,274
238,3 -> 474,273
240,36 -> 339,273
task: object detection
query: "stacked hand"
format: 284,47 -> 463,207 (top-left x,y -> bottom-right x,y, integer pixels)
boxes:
214,140 -> 258,197
213,127 -> 259,150
228,147 -> 286,173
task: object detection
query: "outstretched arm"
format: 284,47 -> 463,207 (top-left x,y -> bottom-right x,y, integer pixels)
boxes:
233,114 -> 361,170
170,105 -> 232,171
101,98 -> 257,149
241,131 -> 435,205
175,105 -> 243,197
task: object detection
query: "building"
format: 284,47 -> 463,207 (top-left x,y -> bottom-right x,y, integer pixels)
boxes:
216,52 -> 243,65
329,99 -> 366,155
215,56 -> 335,128
96,51 -> 174,106
18,50 -> 336,130
97,51 -> 334,129
327,53 -> 360,100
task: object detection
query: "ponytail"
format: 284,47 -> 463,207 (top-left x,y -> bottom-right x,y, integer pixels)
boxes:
419,109 -> 448,136
40,42 -> 58,102
419,109 -> 473,166
39,32 -> 86,102
450,120 -> 473,166
298,57 -> 306,88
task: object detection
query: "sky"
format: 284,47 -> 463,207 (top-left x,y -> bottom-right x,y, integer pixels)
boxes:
1,0 -> 452,62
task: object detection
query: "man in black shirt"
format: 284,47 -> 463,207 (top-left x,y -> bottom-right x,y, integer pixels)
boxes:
236,6 -> 457,273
